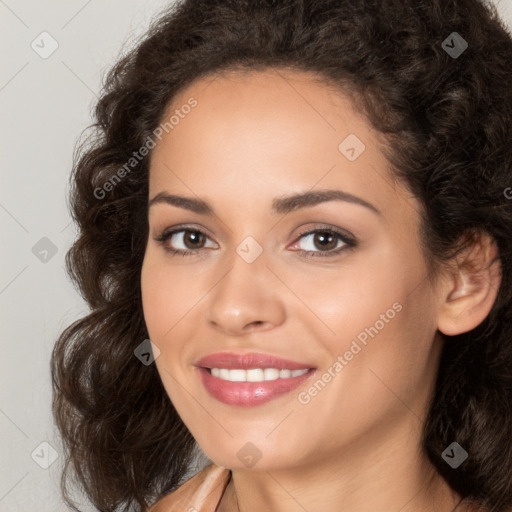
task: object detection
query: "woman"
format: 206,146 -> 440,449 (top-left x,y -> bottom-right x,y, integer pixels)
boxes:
51,0 -> 512,511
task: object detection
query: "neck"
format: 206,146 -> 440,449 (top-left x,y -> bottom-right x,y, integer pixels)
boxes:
220,416 -> 462,512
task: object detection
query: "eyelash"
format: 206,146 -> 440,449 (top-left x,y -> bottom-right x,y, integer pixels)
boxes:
154,225 -> 357,259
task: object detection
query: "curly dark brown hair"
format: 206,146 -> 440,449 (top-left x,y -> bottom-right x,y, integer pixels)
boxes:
51,0 -> 512,510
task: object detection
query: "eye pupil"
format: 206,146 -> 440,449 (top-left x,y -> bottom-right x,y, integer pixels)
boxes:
184,231 -> 204,249
314,231 -> 337,250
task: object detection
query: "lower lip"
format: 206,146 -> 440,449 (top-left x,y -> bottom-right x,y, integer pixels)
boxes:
197,367 -> 316,407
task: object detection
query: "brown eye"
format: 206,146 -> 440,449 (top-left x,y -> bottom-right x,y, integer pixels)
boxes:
154,228 -> 218,256
290,227 -> 356,259
311,231 -> 338,251
181,230 -> 206,249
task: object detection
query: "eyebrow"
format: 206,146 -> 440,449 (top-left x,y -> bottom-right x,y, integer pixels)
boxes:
148,189 -> 381,217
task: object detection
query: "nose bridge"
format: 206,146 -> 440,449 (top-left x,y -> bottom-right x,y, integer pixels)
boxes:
217,233 -> 269,295
205,239 -> 285,334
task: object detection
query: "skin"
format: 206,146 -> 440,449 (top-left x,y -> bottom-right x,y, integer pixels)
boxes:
140,68 -> 500,512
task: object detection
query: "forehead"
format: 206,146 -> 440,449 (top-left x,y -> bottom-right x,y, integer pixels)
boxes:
150,69 -> 374,173
161,67 -> 369,143
147,68 -> 418,226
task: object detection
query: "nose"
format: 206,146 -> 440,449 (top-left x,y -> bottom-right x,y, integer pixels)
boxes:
205,251 -> 286,336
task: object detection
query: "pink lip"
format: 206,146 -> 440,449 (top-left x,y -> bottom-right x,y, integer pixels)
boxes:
195,351 -> 314,370
197,367 -> 315,406
194,352 -> 316,407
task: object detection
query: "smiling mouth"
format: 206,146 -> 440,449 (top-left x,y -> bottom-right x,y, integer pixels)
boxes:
205,367 -> 311,382
197,365 -> 316,407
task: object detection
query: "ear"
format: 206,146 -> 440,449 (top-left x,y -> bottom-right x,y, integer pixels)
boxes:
436,230 -> 502,336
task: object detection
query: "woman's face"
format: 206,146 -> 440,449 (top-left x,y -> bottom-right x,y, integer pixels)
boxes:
141,68 -> 444,471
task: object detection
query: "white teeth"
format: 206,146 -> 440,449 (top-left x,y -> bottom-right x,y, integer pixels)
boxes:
263,368 -> 280,381
246,368 -> 264,382
209,367 -> 309,382
228,369 -> 246,382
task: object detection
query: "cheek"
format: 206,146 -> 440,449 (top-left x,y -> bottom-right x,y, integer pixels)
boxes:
140,258 -> 169,340
327,283 -> 437,420
279,244 -> 423,343
140,251 -> 205,340
295,289 -> 437,450
286,243 -> 436,392
140,254 -> 197,410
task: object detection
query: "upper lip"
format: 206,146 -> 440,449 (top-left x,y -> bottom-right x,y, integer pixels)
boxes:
195,352 -> 315,370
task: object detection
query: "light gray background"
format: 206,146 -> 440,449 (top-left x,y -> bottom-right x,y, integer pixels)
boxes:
1,1 -> 511,511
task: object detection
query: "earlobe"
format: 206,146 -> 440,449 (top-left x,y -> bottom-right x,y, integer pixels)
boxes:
437,230 -> 502,336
